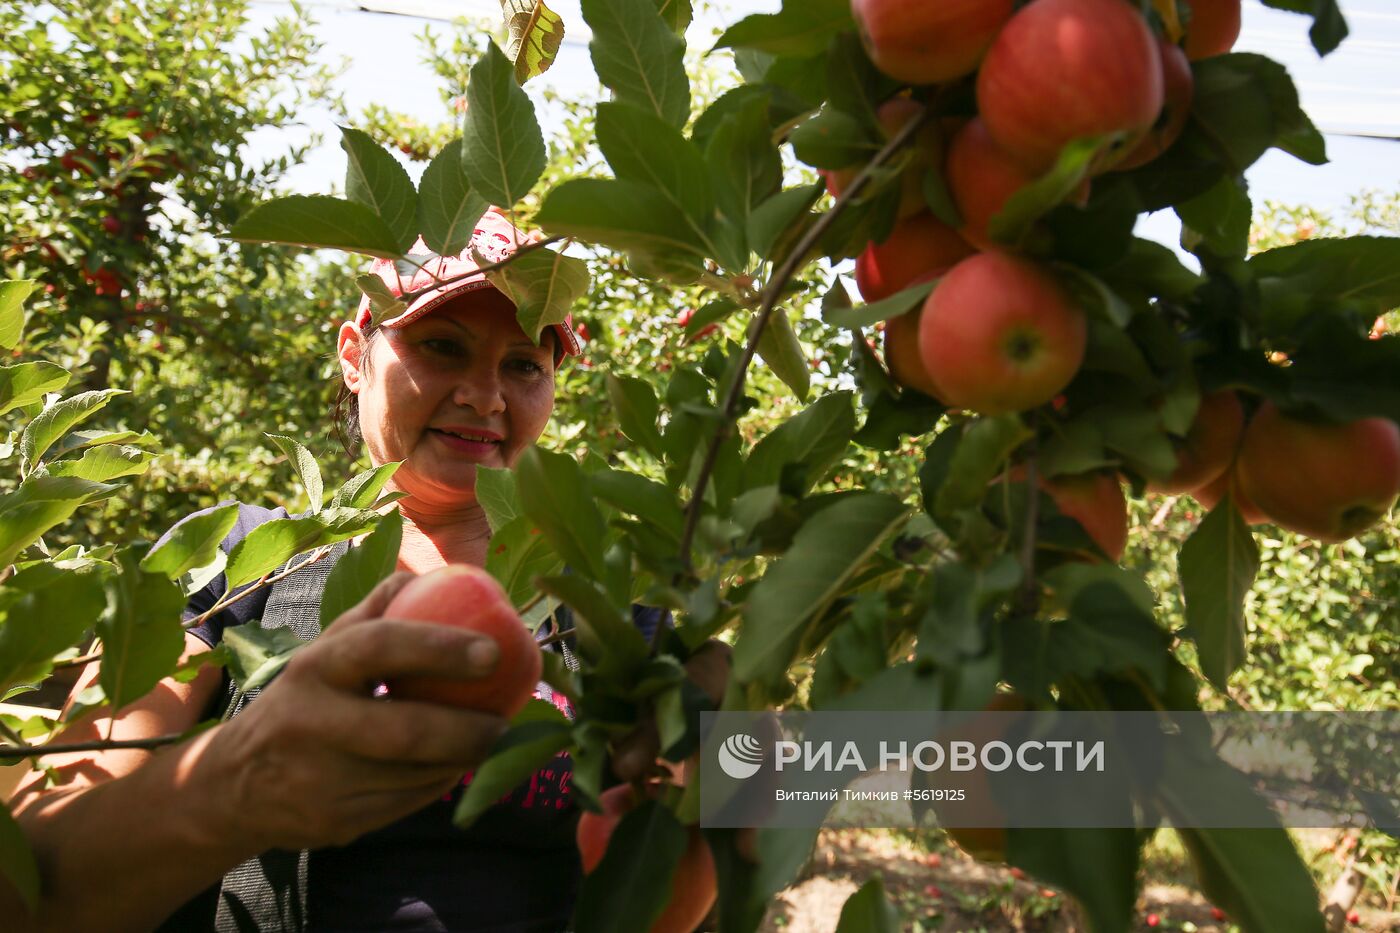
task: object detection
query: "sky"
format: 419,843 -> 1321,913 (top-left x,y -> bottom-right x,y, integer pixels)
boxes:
240,0 -> 1400,248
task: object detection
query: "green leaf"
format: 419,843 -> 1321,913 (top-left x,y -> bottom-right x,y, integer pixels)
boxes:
0,804 -> 39,913
417,139 -> 488,257
329,461 -> 402,510
1179,493 -> 1259,691
48,429 -> 157,459
596,101 -> 714,229
705,90 -> 783,233
320,508 -> 402,630
0,476 -> 119,568
501,0 -> 567,84
97,544 -> 188,711
745,391 -> 855,493
485,514 -> 563,607
0,280 -> 37,351
224,508 -> 380,589
605,374 -> 663,459
536,574 -> 648,672
1007,828 -> 1138,933
589,469 -> 683,538
714,0 -> 853,57
755,307 -> 810,401
572,797 -> 691,933
355,274 -> 408,328
221,621 -> 308,693
833,876 -> 898,933
748,184 -> 823,264
1252,235 -> 1400,331
142,503 -> 241,580
228,195 -> 405,259
1258,0 -> 1347,56
582,0 -> 690,129
44,444 -> 152,482
474,466 -> 520,534
514,447 -> 607,580
460,42 -> 547,207
479,246 -> 591,346
1177,173 -> 1252,260
0,362 -> 69,418
267,434 -> 324,514
732,493 -> 906,683
0,558 -> 109,694
1191,54 -> 1326,172
453,700 -> 571,828
822,281 -> 934,330
339,125 -> 418,254
1162,741 -> 1325,933
935,416 -> 1032,515
20,388 -> 125,471
536,178 -> 709,277
988,135 -> 1100,248
651,0 -> 691,33
790,108 -> 875,171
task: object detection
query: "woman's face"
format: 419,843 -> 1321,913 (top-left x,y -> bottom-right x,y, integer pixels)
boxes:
337,289 -> 556,512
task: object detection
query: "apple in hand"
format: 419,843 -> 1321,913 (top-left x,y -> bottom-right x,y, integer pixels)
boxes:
382,564 -> 542,717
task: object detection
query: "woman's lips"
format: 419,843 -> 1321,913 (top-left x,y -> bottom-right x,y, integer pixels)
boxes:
430,429 -> 501,459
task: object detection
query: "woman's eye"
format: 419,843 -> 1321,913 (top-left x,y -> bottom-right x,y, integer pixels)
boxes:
424,338 -> 462,355
511,358 -> 545,375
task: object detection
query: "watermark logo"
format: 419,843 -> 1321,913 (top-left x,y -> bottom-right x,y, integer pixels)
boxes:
718,732 -> 765,779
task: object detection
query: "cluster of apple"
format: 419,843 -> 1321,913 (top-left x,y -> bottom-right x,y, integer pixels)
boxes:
839,0 -> 1400,548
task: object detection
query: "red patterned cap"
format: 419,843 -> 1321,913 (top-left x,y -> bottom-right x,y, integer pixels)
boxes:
352,208 -> 580,365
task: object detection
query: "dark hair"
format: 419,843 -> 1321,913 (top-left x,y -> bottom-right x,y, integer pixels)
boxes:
329,320 -> 560,460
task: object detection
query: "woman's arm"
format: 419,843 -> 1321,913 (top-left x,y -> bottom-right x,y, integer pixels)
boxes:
2,573 -> 511,933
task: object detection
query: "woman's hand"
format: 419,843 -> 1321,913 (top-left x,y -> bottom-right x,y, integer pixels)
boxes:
609,639 -> 732,785
202,572 -> 511,853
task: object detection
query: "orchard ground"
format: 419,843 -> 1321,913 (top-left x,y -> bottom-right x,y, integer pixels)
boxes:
760,828 -> 1400,933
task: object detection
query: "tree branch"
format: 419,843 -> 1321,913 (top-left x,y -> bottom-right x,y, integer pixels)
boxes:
674,106 -> 936,576
394,235 -> 566,304
0,733 -> 189,760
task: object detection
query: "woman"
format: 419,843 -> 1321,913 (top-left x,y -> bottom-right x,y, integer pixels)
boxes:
6,210 -> 727,932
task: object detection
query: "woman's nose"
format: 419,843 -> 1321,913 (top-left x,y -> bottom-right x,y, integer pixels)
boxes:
453,367 -> 506,415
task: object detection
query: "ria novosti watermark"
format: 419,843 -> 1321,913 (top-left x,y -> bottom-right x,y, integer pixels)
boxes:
699,709 -> 1399,832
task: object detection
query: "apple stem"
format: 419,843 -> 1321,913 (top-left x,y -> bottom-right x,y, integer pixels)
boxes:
674,103 -> 938,579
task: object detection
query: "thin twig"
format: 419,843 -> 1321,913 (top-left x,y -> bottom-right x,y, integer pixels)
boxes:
537,625 -> 576,649
1017,444 -> 1040,617
674,105 -> 936,576
52,651 -> 103,671
183,544 -> 334,631
395,235 -> 566,305
0,733 -> 188,760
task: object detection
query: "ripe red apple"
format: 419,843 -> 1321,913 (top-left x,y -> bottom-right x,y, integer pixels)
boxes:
575,321 -> 591,343
1182,0 -> 1241,60
1147,390 -> 1245,494
852,0 -> 1016,86
1114,37 -> 1194,171
884,305 -> 943,399
102,215 -> 122,235
1192,464 -> 1269,525
676,306 -> 718,340
855,212 -> 974,303
1235,403 -> 1400,542
824,99 -> 943,220
977,0 -> 1164,172
918,252 -> 1086,415
945,119 -> 1090,250
577,784 -> 718,933
937,693 -> 1029,862
1042,471 -> 1128,561
382,564 -> 542,717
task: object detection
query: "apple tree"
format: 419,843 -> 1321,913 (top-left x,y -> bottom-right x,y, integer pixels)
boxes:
3,1 -> 1397,932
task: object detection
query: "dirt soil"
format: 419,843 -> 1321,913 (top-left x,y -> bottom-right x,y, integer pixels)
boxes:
756,829 -> 1400,932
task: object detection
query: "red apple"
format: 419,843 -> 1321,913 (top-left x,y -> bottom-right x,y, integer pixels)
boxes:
1147,390 -> 1245,494
676,306 -> 718,340
1182,0 -> 1242,60
1192,464 -> 1269,525
1042,471 -> 1128,561
382,564 -> 542,717
577,784 -> 717,933
1114,37 -> 1194,171
102,215 -> 122,235
1235,403 -> 1400,542
977,0 -> 1164,172
852,0 -> 1016,86
855,212 -> 974,303
918,252 -> 1086,415
884,305 -> 943,399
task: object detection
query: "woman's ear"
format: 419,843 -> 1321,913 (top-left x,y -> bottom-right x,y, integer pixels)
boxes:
337,322 -> 367,393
